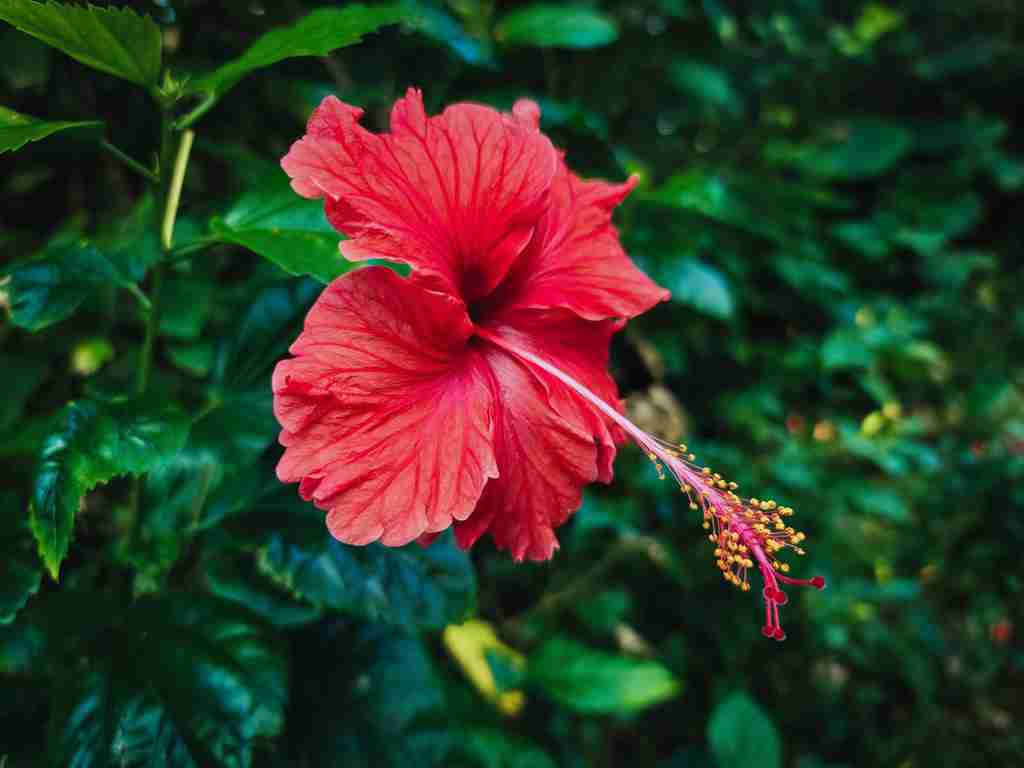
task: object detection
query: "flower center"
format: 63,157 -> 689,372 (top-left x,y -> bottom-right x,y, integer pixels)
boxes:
476,327 -> 826,640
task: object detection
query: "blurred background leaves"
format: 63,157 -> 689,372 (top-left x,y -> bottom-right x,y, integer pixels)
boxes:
1,0 -> 1023,766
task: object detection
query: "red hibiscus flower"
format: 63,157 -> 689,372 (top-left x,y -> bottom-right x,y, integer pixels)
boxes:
276,89 -> 823,639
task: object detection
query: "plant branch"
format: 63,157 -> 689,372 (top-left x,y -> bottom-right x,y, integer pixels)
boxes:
161,130 -> 195,251
100,139 -> 159,184
174,93 -> 216,131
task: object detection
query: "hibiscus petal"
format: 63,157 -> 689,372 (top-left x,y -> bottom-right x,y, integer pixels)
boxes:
280,88 -> 558,302
492,159 -> 670,321
273,267 -> 498,547
454,309 -> 626,560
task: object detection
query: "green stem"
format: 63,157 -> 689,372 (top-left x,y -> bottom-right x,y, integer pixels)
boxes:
174,93 -> 217,131
161,130 -> 195,251
100,139 -> 159,184
126,284 -> 152,312
136,263 -> 165,395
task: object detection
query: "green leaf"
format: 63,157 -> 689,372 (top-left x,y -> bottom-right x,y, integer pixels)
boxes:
114,388 -> 276,592
202,550 -> 322,628
403,1 -> 496,67
159,274 -> 214,340
290,623 -> 449,767
527,636 -> 681,714
217,277 -> 320,386
708,692 -> 781,768
452,729 -> 558,768
669,59 -> 742,116
0,0 -> 161,86
99,193 -> 162,282
55,592 -> 287,768
0,493 -> 43,625
0,105 -> 101,154
770,119 -> 913,181
28,398 -> 190,580
255,495 -> 477,630
495,4 -> 618,48
666,257 -> 735,319
0,354 -> 48,429
210,179 -> 347,284
188,4 -> 404,100
821,328 -> 874,370
123,390 -> 276,585
3,237 -> 130,331
167,341 -> 215,378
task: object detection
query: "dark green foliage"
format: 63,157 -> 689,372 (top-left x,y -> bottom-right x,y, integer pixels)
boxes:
0,0 -> 161,86
2,1 -> 1022,767
0,105 -> 101,154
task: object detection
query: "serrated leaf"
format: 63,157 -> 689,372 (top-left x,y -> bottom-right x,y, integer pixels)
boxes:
527,636 -> 681,714
3,237 -> 129,331
122,390 -> 276,586
28,398 -> 190,580
188,4 -> 404,100
0,493 -> 43,625
54,592 -> 287,768
210,179 -> 347,284
0,0 -> 161,86
496,4 -> 618,49
0,105 -> 101,154
708,692 -> 781,768
258,500 -> 476,629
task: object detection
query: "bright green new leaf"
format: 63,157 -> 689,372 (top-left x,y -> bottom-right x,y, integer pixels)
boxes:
527,636 -> 681,714
0,105 -> 101,154
210,181 -> 348,284
0,0 -> 161,86
708,692 -> 782,768
28,398 -> 190,580
496,4 -> 618,49
188,4 -> 405,100
0,493 -> 43,625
